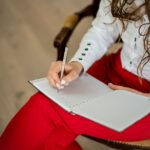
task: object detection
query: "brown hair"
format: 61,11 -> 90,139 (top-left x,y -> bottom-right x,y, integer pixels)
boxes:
110,0 -> 150,77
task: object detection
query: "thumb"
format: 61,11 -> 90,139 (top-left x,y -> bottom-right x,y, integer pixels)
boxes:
108,83 -> 126,90
108,83 -> 119,90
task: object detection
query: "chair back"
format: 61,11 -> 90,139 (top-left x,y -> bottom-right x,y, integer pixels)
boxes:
92,0 -> 101,17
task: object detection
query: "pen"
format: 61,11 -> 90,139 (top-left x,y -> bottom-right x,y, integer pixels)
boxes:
60,47 -> 68,81
57,47 -> 68,92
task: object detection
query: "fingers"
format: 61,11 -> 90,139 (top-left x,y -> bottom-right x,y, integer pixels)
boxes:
47,61 -> 81,89
48,72 -> 61,88
108,83 -> 138,92
47,61 -> 62,88
108,83 -> 150,97
108,83 -> 131,91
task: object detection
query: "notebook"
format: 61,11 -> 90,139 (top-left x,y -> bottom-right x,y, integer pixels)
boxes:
29,73 -> 150,132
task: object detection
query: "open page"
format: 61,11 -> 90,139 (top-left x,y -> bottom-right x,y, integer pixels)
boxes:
73,90 -> 150,132
29,74 -> 112,112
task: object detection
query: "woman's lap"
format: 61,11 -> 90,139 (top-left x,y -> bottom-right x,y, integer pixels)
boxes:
1,51 -> 150,150
50,51 -> 150,141
34,91 -> 150,142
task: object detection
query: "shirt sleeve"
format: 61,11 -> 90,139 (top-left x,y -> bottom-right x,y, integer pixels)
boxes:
70,0 -> 120,72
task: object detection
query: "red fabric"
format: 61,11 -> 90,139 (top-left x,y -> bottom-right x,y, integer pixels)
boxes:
87,50 -> 150,93
0,51 -> 150,150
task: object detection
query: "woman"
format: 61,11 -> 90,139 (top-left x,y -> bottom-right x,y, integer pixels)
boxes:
0,0 -> 150,149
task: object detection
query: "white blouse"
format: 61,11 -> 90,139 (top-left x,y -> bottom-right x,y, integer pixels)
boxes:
70,0 -> 150,82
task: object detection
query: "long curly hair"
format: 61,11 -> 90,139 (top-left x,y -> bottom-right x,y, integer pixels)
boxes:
110,0 -> 150,77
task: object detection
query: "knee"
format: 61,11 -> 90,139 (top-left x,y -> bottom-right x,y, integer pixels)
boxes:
30,92 -> 47,102
25,92 -> 51,111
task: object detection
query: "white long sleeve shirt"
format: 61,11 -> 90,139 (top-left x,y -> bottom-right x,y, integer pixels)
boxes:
70,0 -> 150,82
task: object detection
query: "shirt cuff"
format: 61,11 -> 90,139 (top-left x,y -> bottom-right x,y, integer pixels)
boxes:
70,42 -> 99,73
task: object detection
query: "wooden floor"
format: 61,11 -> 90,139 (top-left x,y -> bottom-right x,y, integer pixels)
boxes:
0,0 -> 115,149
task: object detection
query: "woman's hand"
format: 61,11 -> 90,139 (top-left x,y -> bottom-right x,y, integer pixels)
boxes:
108,83 -> 150,97
47,61 -> 83,89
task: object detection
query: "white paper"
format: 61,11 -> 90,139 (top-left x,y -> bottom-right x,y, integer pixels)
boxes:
29,74 -> 150,132
73,90 -> 150,132
30,74 -> 112,111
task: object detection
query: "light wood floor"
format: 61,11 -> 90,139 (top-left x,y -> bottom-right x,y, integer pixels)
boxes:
0,0 -> 115,149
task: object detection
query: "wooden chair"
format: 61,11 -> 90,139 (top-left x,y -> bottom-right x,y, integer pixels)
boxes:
53,0 -> 150,149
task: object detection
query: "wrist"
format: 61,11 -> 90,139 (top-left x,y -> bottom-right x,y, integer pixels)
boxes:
69,61 -> 84,76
